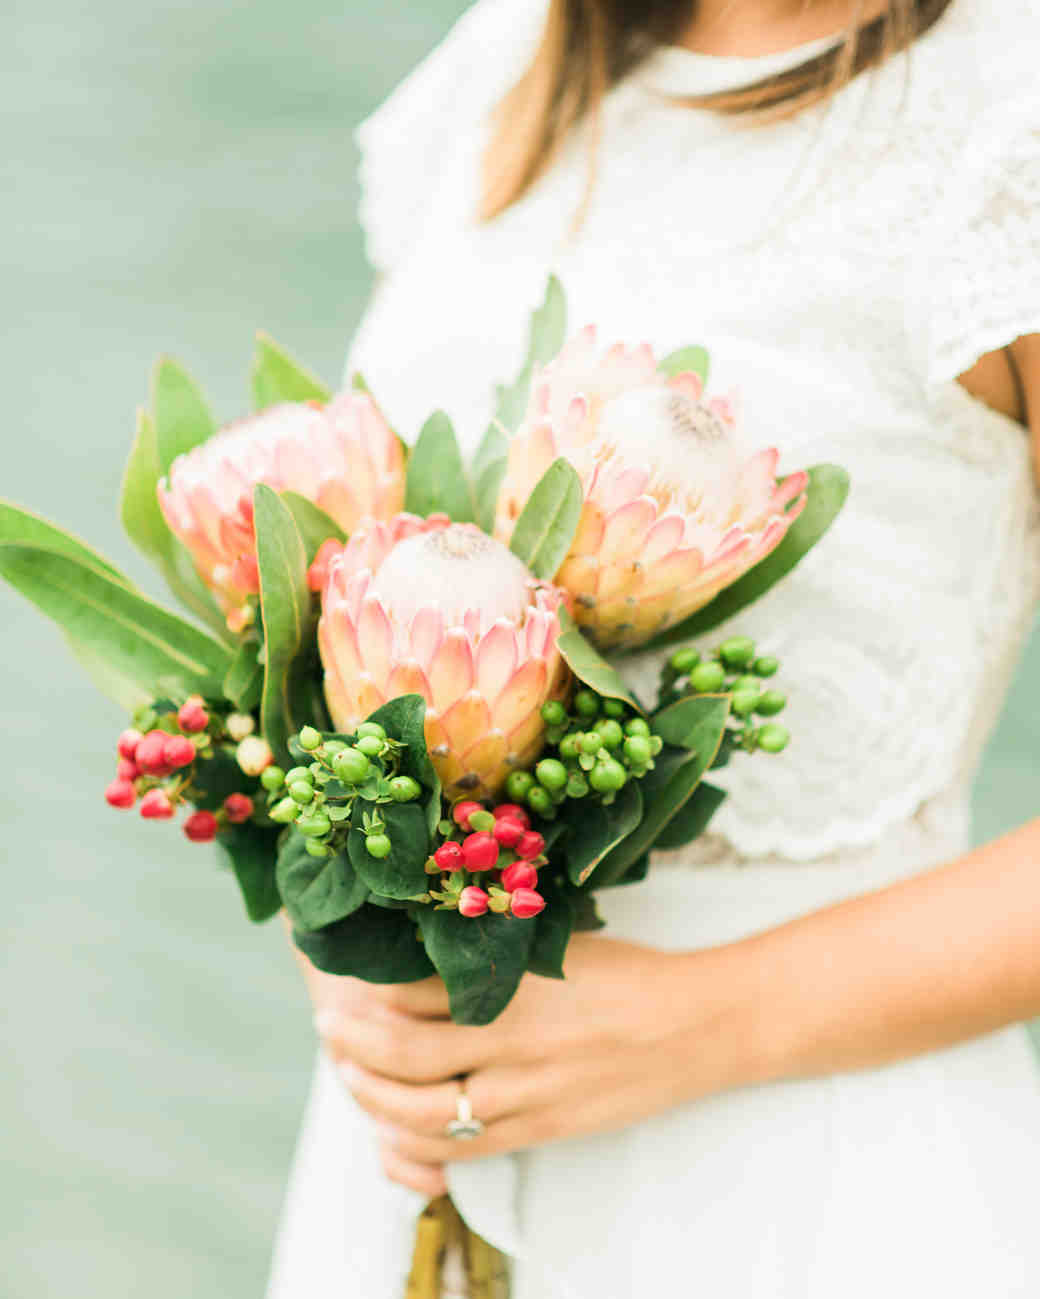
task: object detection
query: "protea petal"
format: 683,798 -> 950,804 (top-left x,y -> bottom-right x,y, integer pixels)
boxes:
428,629 -> 475,713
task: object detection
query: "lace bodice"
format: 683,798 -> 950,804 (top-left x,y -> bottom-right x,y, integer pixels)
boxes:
345,0 -> 1040,863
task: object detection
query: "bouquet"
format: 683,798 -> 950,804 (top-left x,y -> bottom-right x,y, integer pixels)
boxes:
0,278 -> 847,1027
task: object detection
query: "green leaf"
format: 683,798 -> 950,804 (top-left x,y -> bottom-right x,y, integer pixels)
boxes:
556,607 -> 642,710
643,465 -> 850,649
347,800 -> 430,900
191,748 -> 254,811
253,485 -> 311,765
404,411 -> 474,522
507,458 -> 583,580
570,891 -> 606,931
563,781 -> 643,885
252,332 -> 330,410
350,371 -> 370,393
276,833 -> 368,932
293,904 -> 435,983
418,908 -> 536,1025
471,425 -> 510,533
216,822 -> 281,923
152,357 -> 216,475
0,544 -> 231,696
65,638 -> 152,712
527,873 -> 573,980
658,345 -> 710,383
653,780 -> 727,850
222,638 -> 263,711
363,693 -> 441,835
0,499 -> 130,585
493,275 -> 568,435
652,693 -> 732,753
119,409 -> 230,636
279,492 -> 346,564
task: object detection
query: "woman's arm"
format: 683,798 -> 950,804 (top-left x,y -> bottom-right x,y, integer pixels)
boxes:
958,332 -> 1040,480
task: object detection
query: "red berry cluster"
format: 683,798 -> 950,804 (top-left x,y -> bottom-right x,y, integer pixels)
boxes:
103,696 -> 256,843
428,801 -> 547,920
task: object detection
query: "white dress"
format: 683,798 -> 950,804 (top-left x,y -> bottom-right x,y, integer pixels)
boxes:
267,1 -> 1040,1294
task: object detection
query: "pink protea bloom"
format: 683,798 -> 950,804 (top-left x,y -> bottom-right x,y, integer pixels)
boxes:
316,514 -> 571,800
158,393 -> 405,630
495,327 -> 809,651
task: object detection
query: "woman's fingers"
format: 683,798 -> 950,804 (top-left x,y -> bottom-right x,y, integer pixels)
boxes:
340,1061 -> 529,1135
377,1139 -> 447,1197
321,1008 -> 492,1083
370,977 -> 452,1019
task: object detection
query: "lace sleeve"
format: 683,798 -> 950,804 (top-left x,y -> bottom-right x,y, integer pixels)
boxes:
908,92 -> 1040,392
353,0 -> 546,275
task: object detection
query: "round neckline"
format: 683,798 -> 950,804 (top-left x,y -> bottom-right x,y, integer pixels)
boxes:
634,29 -> 847,96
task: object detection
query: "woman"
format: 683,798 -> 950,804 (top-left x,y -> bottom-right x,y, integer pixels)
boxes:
268,0 -> 1040,1294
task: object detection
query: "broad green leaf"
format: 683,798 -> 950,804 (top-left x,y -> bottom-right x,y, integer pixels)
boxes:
527,872 -> 573,980
252,332 -> 330,410
644,465 -> 850,649
65,638 -> 152,711
658,345 -> 710,383
652,693 -> 732,753
471,424 -> 510,533
418,908 -> 536,1025
612,851 -> 650,886
556,607 -> 642,710
0,544 -> 230,696
569,891 -> 606,931
492,274 -> 568,436
277,833 -> 368,932
119,409 -> 230,636
508,458 -> 583,580
222,638 -> 264,711
350,371 -> 370,393
404,411 -> 474,522
253,484 -> 311,764
364,694 -> 441,835
215,822 -> 282,923
152,357 -> 216,475
563,782 -> 643,885
0,499 -> 130,585
293,904 -> 435,983
653,780 -> 727,850
347,800 -> 430,900
280,491 -> 346,563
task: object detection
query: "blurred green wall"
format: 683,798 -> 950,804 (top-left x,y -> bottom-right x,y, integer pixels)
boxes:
1,3 -> 1036,1295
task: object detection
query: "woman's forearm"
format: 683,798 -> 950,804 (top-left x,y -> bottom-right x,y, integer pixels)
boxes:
704,817 -> 1040,1088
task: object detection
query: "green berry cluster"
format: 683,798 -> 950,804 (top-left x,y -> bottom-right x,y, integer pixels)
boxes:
261,722 -> 423,859
503,692 -> 664,815
662,637 -> 791,754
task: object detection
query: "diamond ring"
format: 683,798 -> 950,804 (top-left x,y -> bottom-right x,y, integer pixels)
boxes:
445,1082 -> 485,1140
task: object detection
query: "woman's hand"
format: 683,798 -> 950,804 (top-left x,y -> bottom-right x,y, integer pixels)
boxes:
301,932 -> 761,1195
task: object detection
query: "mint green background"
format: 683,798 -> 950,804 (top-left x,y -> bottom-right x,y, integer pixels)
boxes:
1,3 -> 1036,1295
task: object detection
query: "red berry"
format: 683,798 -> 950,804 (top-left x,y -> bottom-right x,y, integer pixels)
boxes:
510,888 -> 546,919
515,831 -> 546,861
140,789 -> 175,819
492,817 -> 525,849
116,758 -> 138,782
452,800 -> 484,831
434,841 -> 464,872
458,886 -> 490,918
105,779 -> 136,809
163,735 -> 196,770
223,793 -> 254,824
135,730 -> 173,776
492,803 -> 531,829
501,861 -> 538,892
117,728 -> 143,761
461,831 -> 499,872
183,809 -> 219,842
177,697 -> 209,733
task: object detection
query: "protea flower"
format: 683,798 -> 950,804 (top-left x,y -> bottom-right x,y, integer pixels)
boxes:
158,393 -> 404,630
495,327 -> 808,651
316,514 -> 570,799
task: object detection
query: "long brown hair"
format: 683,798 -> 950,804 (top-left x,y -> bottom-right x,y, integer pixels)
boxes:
481,0 -> 954,221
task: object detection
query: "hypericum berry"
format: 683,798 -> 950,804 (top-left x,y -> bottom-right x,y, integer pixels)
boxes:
269,797 -> 298,824
589,759 -> 627,793
284,766 -> 313,786
260,765 -> 286,792
565,774 -> 589,798
580,732 -> 602,756
623,735 -> 652,766
140,789 -> 175,819
535,758 -> 567,792
756,690 -> 787,716
434,841 -> 464,872
461,831 -> 499,871
356,721 -> 387,741
305,839 -> 332,859
757,724 -> 790,753
501,861 -> 538,892
356,734 -> 383,758
515,830 -> 545,861
505,770 -> 536,801
225,713 -> 255,742
289,780 -> 315,805
510,888 -> 546,919
594,719 -> 624,749
458,886 -> 490,918
540,700 -> 567,727
573,689 -> 599,717
558,733 -> 581,759
298,726 -> 322,751
177,698 -> 209,734
388,775 -> 422,803
105,779 -> 136,809
236,736 -> 273,776
223,793 -> 254,824
117,728 -> 143,761
365,833 -> 392,859
452,800 -> 484,831
527,786 -> 553,815
719,636 -> 756,669
492,803 -> 531,829
297,814 -> 332,839
753,656 -> 779,677
163,735 -> 197,770
116,758 -> 138,782
669,647 -> 700,674
183,810 -> 219,842
492,817 -> 525,849
135,730 -> 173,776
689,662 -> 726,693
731,690 -> 759,717
625,717 -> 651,738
